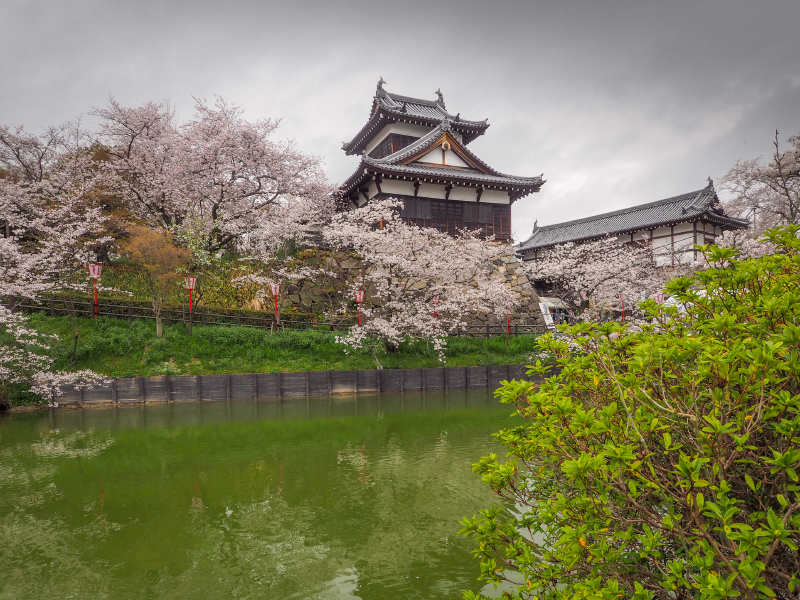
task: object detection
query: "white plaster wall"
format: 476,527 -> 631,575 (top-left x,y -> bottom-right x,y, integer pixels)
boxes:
415,148 -> 469,168
380,179 -> 415,196
449,186 -> 479,201
366,181 -> 379,199
444,149 -> 468,167
417,148 -> 443,164
364,122 -> 433,155
652,225 -> 671,238
417,182 -> 447,199
673,222 -> 695,234
480,189 -> 511,204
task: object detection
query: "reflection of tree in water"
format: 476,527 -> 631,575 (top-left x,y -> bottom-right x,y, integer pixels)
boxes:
143,491 -> 346,600
331,431 -> 496,599
0,450 -> 123,598
30,429 -> 115,460
189,481 -> 204,513
0,403 -> 510,599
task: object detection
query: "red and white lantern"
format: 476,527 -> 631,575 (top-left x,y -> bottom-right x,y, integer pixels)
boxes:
87,263 -> 103,318
87,263 -> 103,279
432,294 -> 439,319
355,290 -> 365,325
184,276 -> 197,313
269,282 -> 281,322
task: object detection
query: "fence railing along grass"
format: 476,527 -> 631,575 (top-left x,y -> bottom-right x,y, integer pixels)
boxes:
4,296 -> 545,337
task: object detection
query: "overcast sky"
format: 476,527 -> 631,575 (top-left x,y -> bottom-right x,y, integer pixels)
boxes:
2,0 -> 798,241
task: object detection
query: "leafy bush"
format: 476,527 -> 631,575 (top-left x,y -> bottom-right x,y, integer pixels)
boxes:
462,227 -> 800,598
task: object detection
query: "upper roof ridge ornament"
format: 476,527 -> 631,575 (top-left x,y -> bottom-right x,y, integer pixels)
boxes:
707,175 -> 714,188
377,77 -> 386,91
435,88 -> 445,108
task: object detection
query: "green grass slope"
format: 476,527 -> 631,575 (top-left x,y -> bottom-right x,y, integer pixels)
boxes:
26,314 -> 540,378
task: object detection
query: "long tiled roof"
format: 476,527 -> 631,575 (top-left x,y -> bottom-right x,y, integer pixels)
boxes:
342,82 -> 490,155
516,183 -> 749,253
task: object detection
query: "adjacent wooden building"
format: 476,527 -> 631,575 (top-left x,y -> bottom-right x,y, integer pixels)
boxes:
340,80 -> 545,241
517,181 -> 748,265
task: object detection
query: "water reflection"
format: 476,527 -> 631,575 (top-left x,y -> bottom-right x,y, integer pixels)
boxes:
0,390 -> 514,599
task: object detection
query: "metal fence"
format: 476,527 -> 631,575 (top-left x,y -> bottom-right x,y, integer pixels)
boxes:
5,296 -> 545,337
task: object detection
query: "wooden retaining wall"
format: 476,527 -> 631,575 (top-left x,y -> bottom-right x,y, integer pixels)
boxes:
58,364 -> 534,406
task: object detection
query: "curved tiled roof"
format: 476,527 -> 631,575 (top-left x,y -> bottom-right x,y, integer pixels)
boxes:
342,84 -> 489,155
516,183 -> 749,253
340,119 -> 544,195
362,162 -> 544,187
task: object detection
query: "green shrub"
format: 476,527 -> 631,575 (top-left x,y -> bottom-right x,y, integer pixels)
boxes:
462,227 -> 800,598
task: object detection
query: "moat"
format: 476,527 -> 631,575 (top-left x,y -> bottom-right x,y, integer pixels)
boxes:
0,390 -> 514,599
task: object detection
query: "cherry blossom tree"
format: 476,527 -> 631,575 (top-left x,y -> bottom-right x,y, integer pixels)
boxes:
93,96 -> 333,255
524,236 -> 668,321
323,198 -> 516,367
0,121 -> 109,405
720,129 -> 800,234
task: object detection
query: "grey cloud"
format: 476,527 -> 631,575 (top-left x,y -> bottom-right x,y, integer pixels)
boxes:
2,0 -> 798,240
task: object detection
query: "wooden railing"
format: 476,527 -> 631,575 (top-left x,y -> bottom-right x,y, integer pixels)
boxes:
4,296 -> 545,337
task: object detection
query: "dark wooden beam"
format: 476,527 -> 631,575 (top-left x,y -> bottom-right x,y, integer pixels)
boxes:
445,184 -> 453,200
476,187 -> 483,203
360,188 -> 370,205
414,180 -> 420,197
374,175 -> 382,194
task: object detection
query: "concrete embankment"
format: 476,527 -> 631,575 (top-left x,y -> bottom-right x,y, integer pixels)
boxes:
55,364 -> 537,406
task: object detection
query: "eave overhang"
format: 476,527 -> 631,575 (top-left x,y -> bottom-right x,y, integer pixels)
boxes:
342,98 -> 489,156
341,163 -> 544,201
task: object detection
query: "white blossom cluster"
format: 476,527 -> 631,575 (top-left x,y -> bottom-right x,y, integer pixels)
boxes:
323,199 -> 517,365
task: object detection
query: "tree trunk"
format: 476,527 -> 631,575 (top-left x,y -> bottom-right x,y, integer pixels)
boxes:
154,300 -> 163,338
371,346 -> 383,370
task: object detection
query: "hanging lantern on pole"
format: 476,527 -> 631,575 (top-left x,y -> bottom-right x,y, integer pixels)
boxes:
354,290 -> 365,326
432,294 -> 439,319
184,276 -> 197,313
87,264 -> 103,318
269,282 -> 281,323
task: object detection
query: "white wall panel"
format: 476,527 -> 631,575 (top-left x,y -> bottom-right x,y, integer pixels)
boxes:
380,180 -> 415,196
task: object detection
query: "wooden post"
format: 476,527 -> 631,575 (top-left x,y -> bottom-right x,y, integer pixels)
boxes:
201,309 -> 206,326
128,305 -> 133,323
165,375 -> 172,402
111,379 -> 118,404
252,373 -> 258,400
226,374 -> 232,401
486,324 -> 490,338
50,299 -> 55,317
164,309 -> 170,327
138,377 -> 145,403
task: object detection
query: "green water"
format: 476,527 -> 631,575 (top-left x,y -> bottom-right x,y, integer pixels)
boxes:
0,391 -> 514,599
